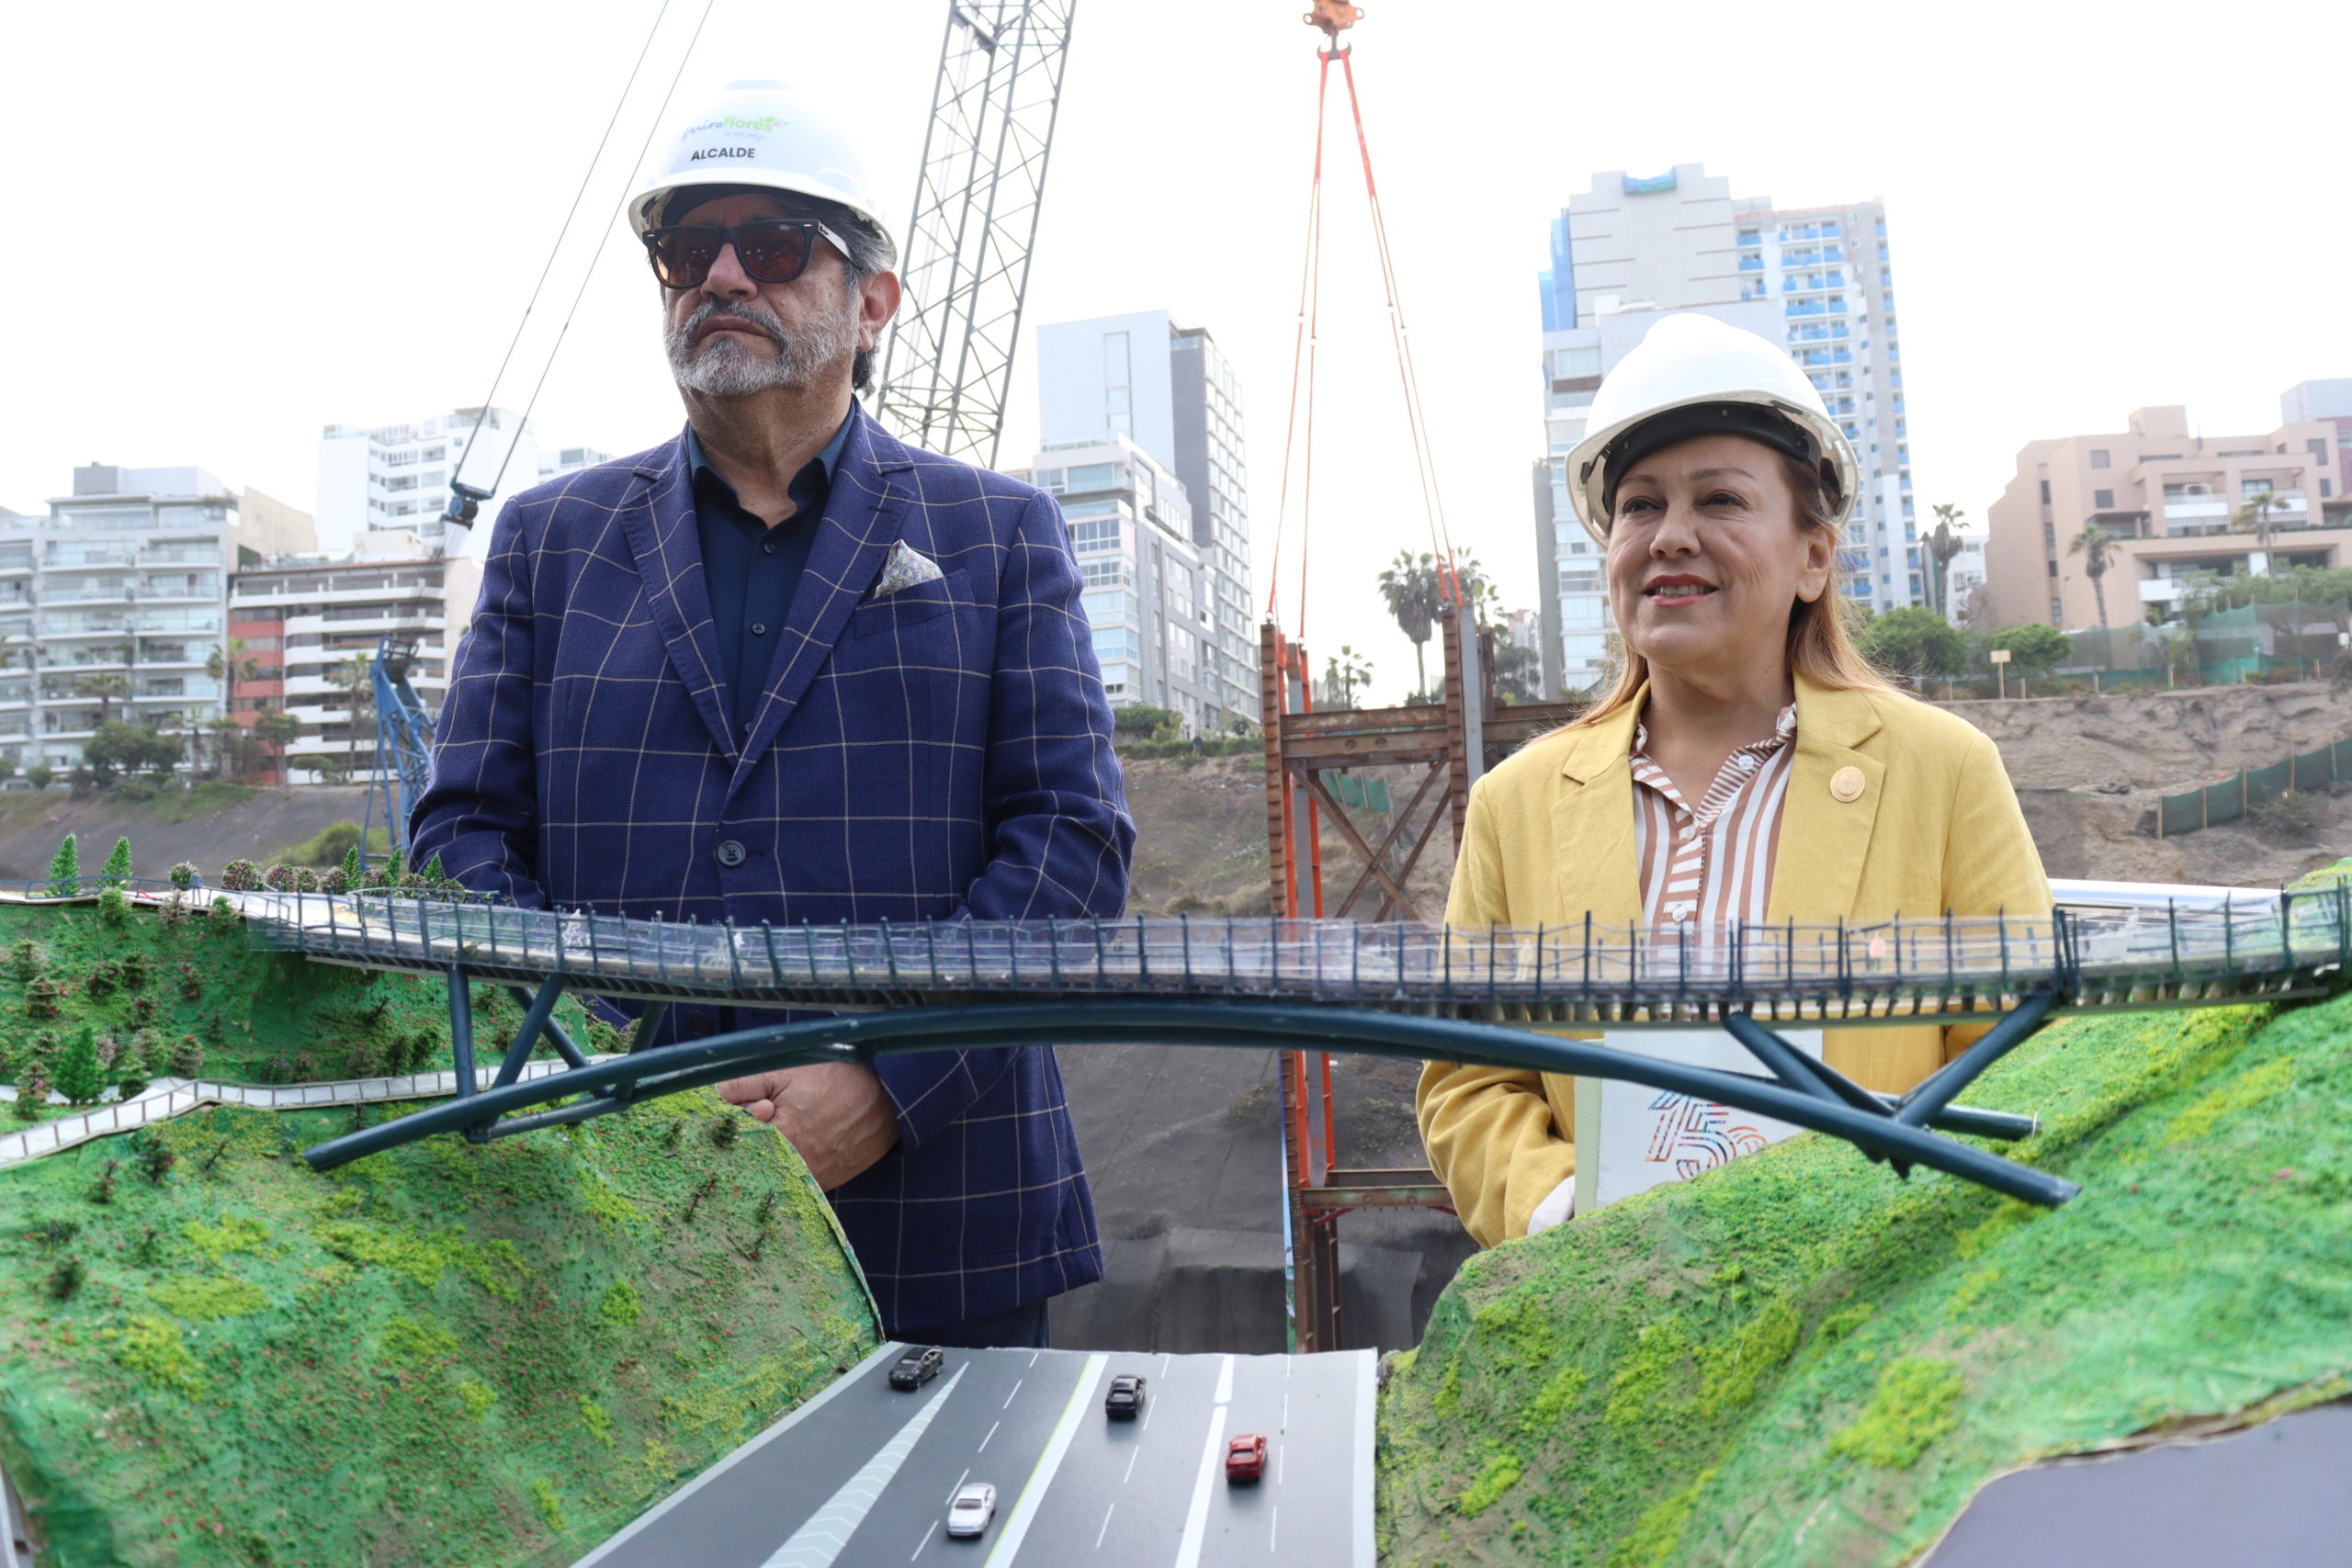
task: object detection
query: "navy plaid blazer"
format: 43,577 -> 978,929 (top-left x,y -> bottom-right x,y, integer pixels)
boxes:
411,407 -> 1133,1333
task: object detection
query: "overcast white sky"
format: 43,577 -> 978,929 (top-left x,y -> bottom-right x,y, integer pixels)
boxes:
4,0 -> 2346,705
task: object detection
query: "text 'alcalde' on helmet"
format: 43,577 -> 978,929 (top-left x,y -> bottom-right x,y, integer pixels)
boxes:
627,80 -> 892,245
1562,312 -> 1860,547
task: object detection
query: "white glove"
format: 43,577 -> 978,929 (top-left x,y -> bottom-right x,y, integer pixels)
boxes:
1526,1174 -> 1576,1236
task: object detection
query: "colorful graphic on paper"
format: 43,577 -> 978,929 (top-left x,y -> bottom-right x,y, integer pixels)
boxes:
1643,1091 -> 1772,1180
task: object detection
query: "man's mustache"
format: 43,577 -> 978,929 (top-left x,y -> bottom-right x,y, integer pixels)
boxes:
677,298 -> 787,347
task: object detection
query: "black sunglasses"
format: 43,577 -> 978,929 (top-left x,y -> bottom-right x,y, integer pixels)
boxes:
639,219 -> 849,290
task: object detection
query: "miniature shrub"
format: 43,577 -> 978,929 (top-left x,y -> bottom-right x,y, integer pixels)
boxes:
10,938 -> 42,982
1827,1357 -> 1965,1470
167,861 -> 198,889
209,895 -> 238,927
320,867 -> 349,895
136,1134 -> 176,1182
84,963 -> 117,999
579,1395 -> 615,1446
48,1257 -> 86,1302
94,1032 -> 120,1070
709,1114 -> 741,1149
10,1072 -> 46,1120
530,1479 -> 566,1533
26,976 -> 59,1019
148,1276 -> 267,1322
177,964 -> 202,1002
45,833 -> 80,898
119,951 -> 147,990
260,863 -> 299,893
379,1314 -> 459,1367
53,1026 -> 106,1106
339,845 -> 363,888
457,1377 -> 494,1417
219,860 -> 260,892
184,1213 -> 271,1264
599,1279 -> 642,1326
98,835 -> 132,889
128,996 -> 157,1026
96,888 -> 130,925
169,1034 -> 206,1077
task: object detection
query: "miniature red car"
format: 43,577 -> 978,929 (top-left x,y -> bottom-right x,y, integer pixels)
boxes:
1225,1433 -> 1267,1483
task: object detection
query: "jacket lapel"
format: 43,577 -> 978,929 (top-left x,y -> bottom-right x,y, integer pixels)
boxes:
1551,690 -> 1647,930
1769,676 -> 1886,922
618,434 -> 738,761
730,408 -> 909,787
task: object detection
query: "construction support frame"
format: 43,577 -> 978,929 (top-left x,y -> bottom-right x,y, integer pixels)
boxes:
1260,607 -> 1583,1350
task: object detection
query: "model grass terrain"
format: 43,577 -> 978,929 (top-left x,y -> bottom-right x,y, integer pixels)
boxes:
1377,982 -> 2352,1564
0,896 -> 879,1568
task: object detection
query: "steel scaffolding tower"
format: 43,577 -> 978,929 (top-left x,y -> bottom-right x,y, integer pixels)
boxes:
874,2 -> 1076,467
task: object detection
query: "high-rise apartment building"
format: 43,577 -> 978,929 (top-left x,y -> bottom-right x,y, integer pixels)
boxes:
1004,437 -> 1215,727
316,409 -> 541,556
0,465 -> 314,774
1532,165 -> 1912,693
1983,401 -> 2349,630
1035,311 -> 1255,731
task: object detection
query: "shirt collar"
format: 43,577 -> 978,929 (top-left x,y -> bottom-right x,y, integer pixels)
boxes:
1633,701 -> 1798,759
684,405 -> 855,488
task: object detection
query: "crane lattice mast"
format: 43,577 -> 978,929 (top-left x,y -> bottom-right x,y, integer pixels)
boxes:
874,2 -> 1077,467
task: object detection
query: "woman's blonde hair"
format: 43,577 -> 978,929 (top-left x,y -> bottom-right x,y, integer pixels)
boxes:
1572,449 -> 1894,728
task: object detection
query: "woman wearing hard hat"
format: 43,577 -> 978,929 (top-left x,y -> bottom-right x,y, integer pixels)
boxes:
1415,312 -> 2049,1248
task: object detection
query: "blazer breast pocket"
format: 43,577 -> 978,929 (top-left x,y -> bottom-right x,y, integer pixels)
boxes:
846,568 -> 970,641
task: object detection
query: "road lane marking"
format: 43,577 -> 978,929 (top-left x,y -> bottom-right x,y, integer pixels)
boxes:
1003,1380 -> 1023,1409
1171,1404 -> 1229,1568
1276,1443 -> 1283,1485
1159,1353 -> 1170,1378
1123,1446 -> 1140,1483
982,1352 -> 1107,1568
1270,1505 -> 1278,1553
1281,1393 -> 1289,1431
758,1363 -> 967,1568
1029,1350 -> 1041,1368
947,1469 -> 969,1505
978,1420 -> 1000,1453
571,1341 -> 899,1568
1141,1394 -> 1156,1431
1094,1503 -> 1115,1548
910,1521 -> 939,1561
1212,1354 -> 1235,1405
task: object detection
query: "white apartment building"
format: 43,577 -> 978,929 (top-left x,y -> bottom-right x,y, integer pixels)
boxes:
1035,311 -> 1256,731
1005,438 -> 1216,729
1532,165 -> 1913,694
227,531 -> 483,785
319,408 -> 594,556
0,466 -> 313,774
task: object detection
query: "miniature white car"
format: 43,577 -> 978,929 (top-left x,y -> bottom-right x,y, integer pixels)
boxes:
946,1482 -> 997,1539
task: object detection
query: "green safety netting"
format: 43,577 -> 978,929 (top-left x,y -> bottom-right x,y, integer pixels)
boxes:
2158,730 -> 2352,835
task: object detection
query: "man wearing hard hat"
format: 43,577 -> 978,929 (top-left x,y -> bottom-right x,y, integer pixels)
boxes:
413,84 -> 1132,1349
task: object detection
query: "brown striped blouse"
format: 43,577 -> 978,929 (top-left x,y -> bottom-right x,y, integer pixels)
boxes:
1630,703 -> 1798,931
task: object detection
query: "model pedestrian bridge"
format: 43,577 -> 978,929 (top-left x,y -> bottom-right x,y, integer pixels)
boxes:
260,879 -> 2351,1209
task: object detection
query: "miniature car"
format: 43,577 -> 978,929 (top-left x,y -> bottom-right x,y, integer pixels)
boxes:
1226,1433 -> 1268,1483
1104,1373 -> 1148,1419
888,1346 -> 944,1390
946,1482 -> 997,1538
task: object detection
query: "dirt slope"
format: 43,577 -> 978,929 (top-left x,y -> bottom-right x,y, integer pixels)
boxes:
0,786 -> 371,883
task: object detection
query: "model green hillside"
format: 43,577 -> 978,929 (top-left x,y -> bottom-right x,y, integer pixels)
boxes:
0,875 -> 879,1568
1377,987 -> 2352,1565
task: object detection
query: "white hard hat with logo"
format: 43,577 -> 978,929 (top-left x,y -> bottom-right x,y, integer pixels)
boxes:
627,80 -> 891,243
1563,312 -> 1860,547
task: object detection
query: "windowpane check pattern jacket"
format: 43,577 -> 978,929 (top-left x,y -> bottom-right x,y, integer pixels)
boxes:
411,408 -> 1135,1332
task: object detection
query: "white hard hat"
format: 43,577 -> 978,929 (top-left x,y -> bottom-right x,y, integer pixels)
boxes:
1563,312 -> 1860,546
627,80 -> 891,244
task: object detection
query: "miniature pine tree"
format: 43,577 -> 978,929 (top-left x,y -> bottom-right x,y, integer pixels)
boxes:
45,833 -> 80,898
420,852 -> 447,884
169,1034 -> 206,1078
339,844 -> 364,889
99,836 -> 132,890
11,1072 -> 45,1121
53,1027 -> 105,1106
11,938 -> 44,983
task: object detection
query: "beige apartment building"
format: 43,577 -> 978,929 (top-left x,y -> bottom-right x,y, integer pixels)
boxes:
1984,402 -> 2351,629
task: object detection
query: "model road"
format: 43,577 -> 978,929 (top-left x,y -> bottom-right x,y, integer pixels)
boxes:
574,1343 -> 1374,1568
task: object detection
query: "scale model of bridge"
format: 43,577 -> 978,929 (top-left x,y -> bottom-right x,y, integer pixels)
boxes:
249,880 -> 2351,1209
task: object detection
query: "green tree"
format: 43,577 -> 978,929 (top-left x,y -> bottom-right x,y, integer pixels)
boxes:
82,721 -> 180,783
99,836 -> 133,890
25,763 -> 52,791
53,1026 -> 105,1107
339,844 -> 364,888
2233,489 -> 2287,570
45,833 -> 80,898
1982,622 -> 2070,675
204,637 -> 264,688
1860,607 -> 1969,679
1317,645 -> 1374,710
73,670 -> 130,728
2069,523 -> 2120,630
1376,551 -> 1444,698
250,706 -> 303,780
1111,705 -> 1183,741
1925,503 -> 1968,619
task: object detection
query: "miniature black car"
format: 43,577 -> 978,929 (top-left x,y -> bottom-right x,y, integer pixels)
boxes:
1103,1373 -> 1148,1419
888,1346 -> 945,1390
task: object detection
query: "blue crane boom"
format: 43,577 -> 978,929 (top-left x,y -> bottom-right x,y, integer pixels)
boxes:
360,635 -> 437,868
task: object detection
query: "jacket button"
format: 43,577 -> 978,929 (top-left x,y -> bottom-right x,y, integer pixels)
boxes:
687,1013 -> 715,1039
716,840 -> 747,868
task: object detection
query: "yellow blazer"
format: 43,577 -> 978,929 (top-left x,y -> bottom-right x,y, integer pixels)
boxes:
1416,675 -> 2051,1247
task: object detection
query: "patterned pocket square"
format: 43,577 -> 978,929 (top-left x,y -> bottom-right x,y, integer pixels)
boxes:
872,542 -> 945,598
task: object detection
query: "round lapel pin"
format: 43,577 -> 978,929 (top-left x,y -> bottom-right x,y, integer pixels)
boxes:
1830,765 -> 1865,803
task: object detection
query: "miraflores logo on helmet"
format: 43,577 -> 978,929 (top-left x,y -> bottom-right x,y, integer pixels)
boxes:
627,80 -> 892,247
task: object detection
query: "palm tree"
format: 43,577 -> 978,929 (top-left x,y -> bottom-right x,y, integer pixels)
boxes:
1926,503 -> 1968,618
1375,551 -> 1442,698
204,637 -> 263,688
2069,523 -> 2119,629
2233,490 -> 2285,574
1318,645 -> 1374,710
74,671 -> 130,728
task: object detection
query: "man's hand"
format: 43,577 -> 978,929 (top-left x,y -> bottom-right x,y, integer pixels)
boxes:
717,1062 -> 900,1190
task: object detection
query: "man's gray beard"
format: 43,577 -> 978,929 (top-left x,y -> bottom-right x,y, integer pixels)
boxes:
666,295 -> 857,397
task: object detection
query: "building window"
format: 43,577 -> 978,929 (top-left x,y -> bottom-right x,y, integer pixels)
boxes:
2039,479 -> 2052,503
1102,332 -> 1132,436
2046,560 -> 2057,578
2090,449 -> 2111,469
2094,490 -> 2114,509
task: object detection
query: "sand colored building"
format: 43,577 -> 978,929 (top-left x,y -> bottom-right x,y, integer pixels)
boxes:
1983,402 -> 2350,630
